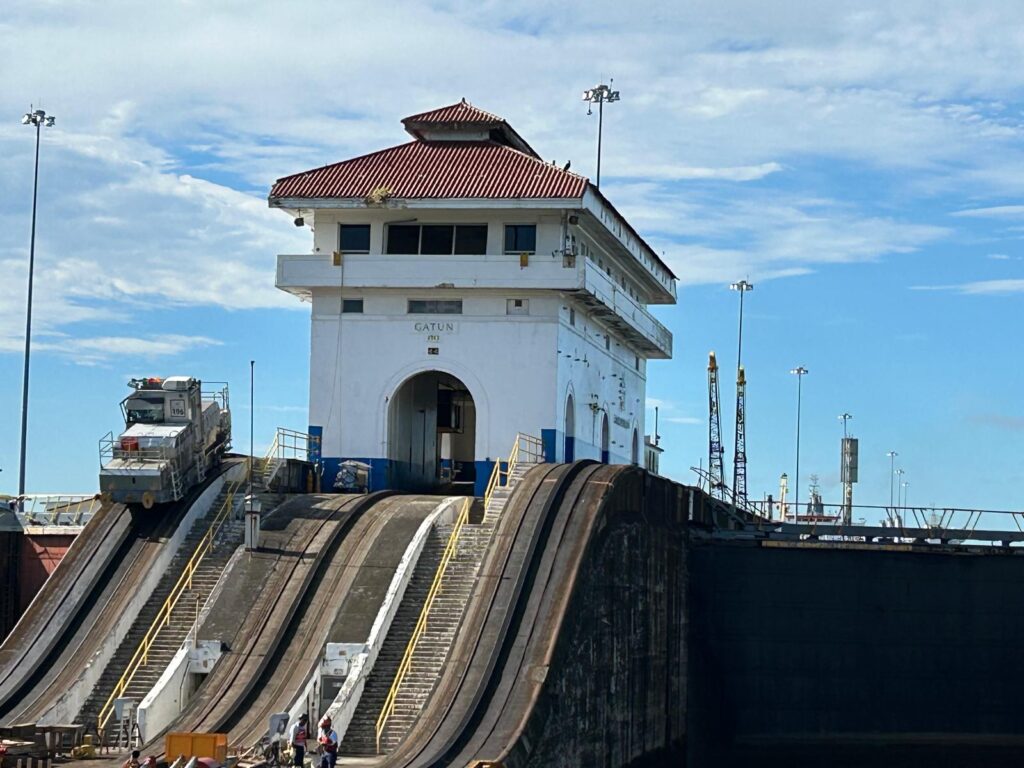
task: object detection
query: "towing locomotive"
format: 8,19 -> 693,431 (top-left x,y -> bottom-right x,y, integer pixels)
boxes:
98,376 -> 231,508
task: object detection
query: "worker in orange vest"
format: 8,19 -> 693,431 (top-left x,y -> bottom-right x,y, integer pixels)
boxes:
289,713 -> 309,766
318,716 -> 338,768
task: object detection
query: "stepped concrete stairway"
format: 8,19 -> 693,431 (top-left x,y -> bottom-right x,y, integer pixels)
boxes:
341,462 -> 536,756
76,488 -> 245,731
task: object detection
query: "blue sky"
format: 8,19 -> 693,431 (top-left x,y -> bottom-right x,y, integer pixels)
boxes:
0,0 -> 1021,512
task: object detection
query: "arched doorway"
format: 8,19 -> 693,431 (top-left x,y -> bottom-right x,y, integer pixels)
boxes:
631,428 -> 639,465
387,370 -> 476,491
600,414 -> 610,464
564,393 -> 575,462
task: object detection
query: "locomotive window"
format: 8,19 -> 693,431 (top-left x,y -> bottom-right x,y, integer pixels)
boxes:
126,397 -> 165,424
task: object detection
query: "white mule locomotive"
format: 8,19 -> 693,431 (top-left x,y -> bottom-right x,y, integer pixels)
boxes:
99,377 -> 231,508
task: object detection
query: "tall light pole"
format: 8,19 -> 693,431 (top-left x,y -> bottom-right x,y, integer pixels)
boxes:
901,481 -> 909,509
249,360 -> 255,499
790,366 -> 809,522
895,467 -> 906,526
886,450 -> 899,509
18,107 -> 56,496
730,280 -> 753,507
582,82 -> 620,189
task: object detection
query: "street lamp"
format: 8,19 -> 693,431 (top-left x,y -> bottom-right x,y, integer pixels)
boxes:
838,412 -> 852,438
886,451 -> 899,509
18,106 -> 56,496
790,366 -> 809,522
901,481 -> 909,509
581,82 -> 620,189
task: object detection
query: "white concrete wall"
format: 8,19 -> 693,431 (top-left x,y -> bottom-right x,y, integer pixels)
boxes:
134,541 -> 245,741
309,291 -> 559,463
38,464 -> 243,725
555,303 -> 645,464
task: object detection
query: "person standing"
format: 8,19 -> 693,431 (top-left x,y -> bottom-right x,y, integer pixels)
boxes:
317,716 -> 338,768
288,713 -> 309,767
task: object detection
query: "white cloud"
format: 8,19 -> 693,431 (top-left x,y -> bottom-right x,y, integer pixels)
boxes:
620,162 -> 783,182
3,0 -> 1024,353
953,206 -> 1024,219
0,333 -> 223,366
910,279 -> 1024,294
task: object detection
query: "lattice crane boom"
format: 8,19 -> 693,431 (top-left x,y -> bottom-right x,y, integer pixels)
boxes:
732,365 -> 747,507
708,351 -> 726,500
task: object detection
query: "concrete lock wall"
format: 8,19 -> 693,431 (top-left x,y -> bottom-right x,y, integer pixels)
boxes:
38,467 -> 238,725
505,470 -> 689,768
686,539 -> 1024,766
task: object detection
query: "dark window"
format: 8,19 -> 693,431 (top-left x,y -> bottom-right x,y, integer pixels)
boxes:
605,335 -> 611,351
342,299 -> 363,313
339,224 -> 370,253
569,307 -> 576,327
408,300 -> 463,314
504,224 -> 536,254
421,225 -> 454,255
454,225 -> 488,254
386,225 -> 420,254
635,355 -> 641,370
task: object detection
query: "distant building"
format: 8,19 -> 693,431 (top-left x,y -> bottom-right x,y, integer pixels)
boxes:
270,100 -> 676,494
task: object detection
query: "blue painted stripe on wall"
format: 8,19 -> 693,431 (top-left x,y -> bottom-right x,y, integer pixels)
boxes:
541,428 -> 556,463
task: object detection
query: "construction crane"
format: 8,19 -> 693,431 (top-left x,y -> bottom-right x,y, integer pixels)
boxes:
707,351 -> 727,500
732,365 -> 747,507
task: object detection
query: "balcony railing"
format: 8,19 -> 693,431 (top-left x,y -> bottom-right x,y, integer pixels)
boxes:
276,252 -> 673,358
574,261 -> 673,358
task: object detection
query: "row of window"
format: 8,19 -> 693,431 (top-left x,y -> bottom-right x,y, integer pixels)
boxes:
338,223 -> 537,255
340,298 -> 530,315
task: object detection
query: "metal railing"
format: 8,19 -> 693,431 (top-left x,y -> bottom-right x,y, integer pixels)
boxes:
99,431 -> 176,467
375,497 -> 471,753
252,427 -> 315,486
96,473 -> 245,733
740,499 -> 1024,545
482,433 -> 544,512
6,494 -> 102,526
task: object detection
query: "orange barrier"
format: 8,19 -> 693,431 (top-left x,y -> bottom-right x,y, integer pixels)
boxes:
164,732 -> 228,763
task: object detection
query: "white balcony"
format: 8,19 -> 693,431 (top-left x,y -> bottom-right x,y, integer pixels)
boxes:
276,252 -> 673,359
572,261 -> 673,359
276,252 -> 581,295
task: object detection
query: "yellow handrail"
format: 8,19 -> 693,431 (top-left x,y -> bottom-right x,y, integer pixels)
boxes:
482,433 -> 544,512
96,473 -> 245,732
375,497 -> 471,753
373,433 -> 542,753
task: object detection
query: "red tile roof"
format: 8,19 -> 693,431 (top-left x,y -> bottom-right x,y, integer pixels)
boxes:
403,99 -> 504,126
402,99 -> 538,157
269,140 -> 587,200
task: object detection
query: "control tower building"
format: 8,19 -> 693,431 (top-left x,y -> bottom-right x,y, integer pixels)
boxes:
270,100 -> 676,494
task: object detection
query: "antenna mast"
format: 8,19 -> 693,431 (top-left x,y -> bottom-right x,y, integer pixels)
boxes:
708,352 -> 726,500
